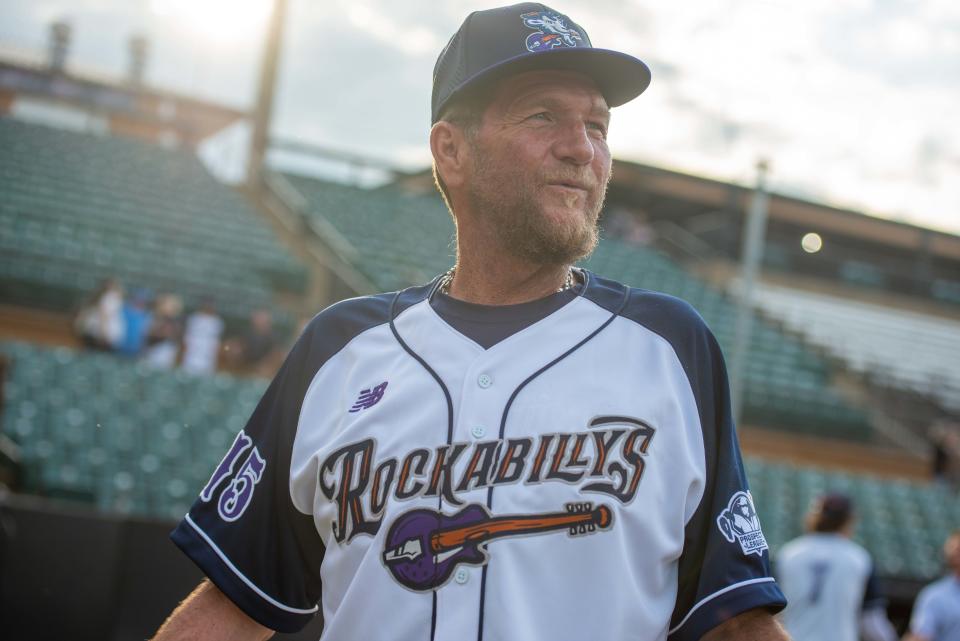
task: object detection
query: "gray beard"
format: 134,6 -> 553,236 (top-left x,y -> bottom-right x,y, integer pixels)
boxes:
465,151 -> 604,267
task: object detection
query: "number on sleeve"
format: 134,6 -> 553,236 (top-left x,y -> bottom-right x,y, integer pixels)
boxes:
198,429 -> 268,522
201,431 -> 253,502
218,448 -> 267,522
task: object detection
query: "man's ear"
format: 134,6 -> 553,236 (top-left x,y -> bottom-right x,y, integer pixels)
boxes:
430,121 -> 470,191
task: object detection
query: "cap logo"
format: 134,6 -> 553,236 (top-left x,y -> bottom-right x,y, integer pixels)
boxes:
521,11 -> 584,52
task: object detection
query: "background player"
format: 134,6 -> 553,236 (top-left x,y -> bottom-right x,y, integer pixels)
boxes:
775,493 -> 896,641
904,529 -> 960,641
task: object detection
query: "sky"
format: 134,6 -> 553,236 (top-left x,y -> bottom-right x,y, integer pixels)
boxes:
1,0 -> 958,235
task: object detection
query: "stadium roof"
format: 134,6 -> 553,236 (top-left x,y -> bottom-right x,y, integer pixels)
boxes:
395,159 -> 960,261
0,58 -> 246,146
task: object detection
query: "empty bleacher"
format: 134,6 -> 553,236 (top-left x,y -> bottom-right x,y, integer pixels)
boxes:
0,117 -> 306,324
1,340 -> 265,520
276,173 -> 872,440
750,282 -> 960,412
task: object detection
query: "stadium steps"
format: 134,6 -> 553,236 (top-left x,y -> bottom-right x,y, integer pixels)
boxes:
274,172 -> 874,441
260,172 -> 380,311
0,339 -> 953,582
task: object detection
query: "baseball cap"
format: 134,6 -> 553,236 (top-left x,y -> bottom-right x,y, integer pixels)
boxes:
431,3 -> 651,123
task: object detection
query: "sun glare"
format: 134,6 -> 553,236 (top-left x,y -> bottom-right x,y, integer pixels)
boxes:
151,0 -> 273,44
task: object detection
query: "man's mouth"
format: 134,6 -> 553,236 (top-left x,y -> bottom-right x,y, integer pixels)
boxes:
548,181 -> 590,192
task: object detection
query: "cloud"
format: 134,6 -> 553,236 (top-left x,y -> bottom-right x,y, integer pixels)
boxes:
342,2 -> 444,56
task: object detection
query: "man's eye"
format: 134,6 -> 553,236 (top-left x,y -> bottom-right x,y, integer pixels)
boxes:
588,122 -> 608,136
528,112 -> 551,121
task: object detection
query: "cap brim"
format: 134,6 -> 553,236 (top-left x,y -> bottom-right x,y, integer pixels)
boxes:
437,48 -> 651,119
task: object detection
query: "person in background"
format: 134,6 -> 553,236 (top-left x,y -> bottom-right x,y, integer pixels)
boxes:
76,278 -> 125,351
118,288 -> 152,358
142,294 -> 183,369
904,529 -> 960,641
776,493 -> 897,641
181,297 -> 224,375
238,309 -> 280,376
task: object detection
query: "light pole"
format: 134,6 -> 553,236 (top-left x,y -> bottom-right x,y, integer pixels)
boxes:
730,159 -> 770,426
247,0 -> 288,190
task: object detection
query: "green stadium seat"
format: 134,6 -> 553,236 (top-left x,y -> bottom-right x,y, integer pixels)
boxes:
0,116 -> 307,326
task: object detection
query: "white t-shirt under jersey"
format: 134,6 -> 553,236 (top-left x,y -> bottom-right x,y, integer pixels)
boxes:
777,533 -> 879,641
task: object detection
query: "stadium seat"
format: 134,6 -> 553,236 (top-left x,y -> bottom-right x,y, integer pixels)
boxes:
0,117 -> 307,326
747,281 -> 960,411
0,340 -> 266,518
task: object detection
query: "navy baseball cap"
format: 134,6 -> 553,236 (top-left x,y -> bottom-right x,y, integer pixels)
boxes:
431,3 -> 651,123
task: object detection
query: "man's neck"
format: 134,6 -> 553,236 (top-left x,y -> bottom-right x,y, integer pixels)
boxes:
446,253 -> 572,305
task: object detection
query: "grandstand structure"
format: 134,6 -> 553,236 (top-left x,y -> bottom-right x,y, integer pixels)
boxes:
0,118 -> 306,328
0,49 -> 958,636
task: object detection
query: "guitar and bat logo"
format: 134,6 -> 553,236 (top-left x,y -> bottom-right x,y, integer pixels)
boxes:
382,501 -> 612,591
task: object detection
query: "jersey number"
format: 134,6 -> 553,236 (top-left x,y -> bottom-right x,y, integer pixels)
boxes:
808,561 -> 830,604
201,430 -> 267,522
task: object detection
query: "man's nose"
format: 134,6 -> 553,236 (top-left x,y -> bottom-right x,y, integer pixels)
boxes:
552,121 -> 596,165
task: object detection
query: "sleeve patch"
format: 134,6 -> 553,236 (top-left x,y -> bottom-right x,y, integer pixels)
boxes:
716,491 -> 768,556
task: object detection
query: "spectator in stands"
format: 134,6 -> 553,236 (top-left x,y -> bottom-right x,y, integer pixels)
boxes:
930,422 -> 960,488
604,207 -> 654,246
905,529 -> 960,641
118,288 -> 152,358
226,308 -> 281,376
142,294 -> 183,369
75,278 -> 126,351
776,493 -> 897,641
181,298 -> 224,375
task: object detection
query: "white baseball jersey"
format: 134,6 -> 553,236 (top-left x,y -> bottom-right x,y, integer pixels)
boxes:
172,271 -> 786,640
776,533 -> 881,641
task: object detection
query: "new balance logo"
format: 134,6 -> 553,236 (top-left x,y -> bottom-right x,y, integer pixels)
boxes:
349,382 -> 388,412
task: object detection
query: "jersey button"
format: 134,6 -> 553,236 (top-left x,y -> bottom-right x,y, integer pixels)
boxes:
477,373 -> 493,389
454,568 -> 469,585
471,425 -> 486,439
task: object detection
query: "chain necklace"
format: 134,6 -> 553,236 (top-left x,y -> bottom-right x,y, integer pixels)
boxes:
437,267 -> 577,296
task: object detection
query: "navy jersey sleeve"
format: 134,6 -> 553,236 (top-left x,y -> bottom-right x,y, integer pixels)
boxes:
665,314 -> 786,640
170,326 -> 326,632
170,293 -> 398,632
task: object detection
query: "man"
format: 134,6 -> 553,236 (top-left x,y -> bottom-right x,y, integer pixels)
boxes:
181,298 -> 225,375
153,4 -> 788,640
905,530 -> 960,641
776,493 -> 897,641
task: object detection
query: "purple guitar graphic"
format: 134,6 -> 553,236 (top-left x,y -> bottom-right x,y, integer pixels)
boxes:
382,502 -> 612,591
